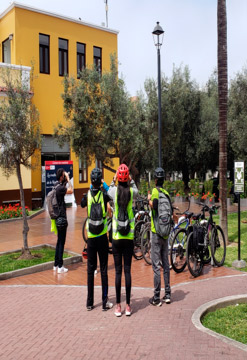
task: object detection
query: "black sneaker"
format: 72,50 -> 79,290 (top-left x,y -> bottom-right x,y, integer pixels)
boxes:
149,297 -> 162,307
162,294 -> 171,304
86,305 -> 94,311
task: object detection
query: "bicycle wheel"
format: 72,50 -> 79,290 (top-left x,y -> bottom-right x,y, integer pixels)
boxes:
82,217 -> 88,244
133,220 -> 145,260
211,225 -> 226,266
170,228 -> 187,273
186,231 -> 203,277
141,222 -> 152,265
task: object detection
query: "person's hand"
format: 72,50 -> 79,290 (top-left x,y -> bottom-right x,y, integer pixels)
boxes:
113,170 -> 118,182
64,172 -> 70,180
101,178 -> 104,184
129,174 -> 132,181
148,193 -> 151,201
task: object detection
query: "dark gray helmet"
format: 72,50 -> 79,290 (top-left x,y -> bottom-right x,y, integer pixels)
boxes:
91,167 -> 102,185
154,167 -> 165,179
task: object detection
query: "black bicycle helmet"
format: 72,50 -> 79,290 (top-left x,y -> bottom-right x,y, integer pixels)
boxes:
90,167 -> 102,185
154,167 -> 165,179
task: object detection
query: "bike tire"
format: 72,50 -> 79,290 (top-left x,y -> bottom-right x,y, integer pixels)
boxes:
133,220 -> 145,260
170,228 -> 187,273
82,217 -> 88,244
186,231 -> 203,277
141,222 -> 152,265
211,225 -> 226,266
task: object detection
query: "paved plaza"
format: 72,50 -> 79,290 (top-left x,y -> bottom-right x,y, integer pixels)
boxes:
0,205 -> 247,359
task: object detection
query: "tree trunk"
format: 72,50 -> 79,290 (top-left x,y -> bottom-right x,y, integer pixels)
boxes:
16,162 -> 30,254
218,0 -> 228,244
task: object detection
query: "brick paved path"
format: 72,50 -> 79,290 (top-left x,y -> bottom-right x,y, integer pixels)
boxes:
1,205 -> 247,359
1,274 -> 247,360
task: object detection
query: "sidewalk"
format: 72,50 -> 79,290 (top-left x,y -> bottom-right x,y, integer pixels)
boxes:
0,206 -> 247,359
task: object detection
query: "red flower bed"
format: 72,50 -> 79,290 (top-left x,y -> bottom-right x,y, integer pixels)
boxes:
0,204 -> 29,220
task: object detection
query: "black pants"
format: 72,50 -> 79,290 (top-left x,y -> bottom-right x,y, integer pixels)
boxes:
112,239 -> 133,305
87,234 -> 109,307
54,227 -> 67,268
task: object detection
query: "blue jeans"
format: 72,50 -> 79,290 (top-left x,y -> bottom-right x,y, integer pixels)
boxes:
151,232 -> 171,301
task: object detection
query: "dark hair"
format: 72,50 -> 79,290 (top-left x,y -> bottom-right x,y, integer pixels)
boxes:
117,182 -> 130,210
156,178 -> 164,187
56,168 -> 65,181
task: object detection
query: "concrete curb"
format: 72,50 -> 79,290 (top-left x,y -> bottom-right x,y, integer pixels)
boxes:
0,244 -> 82,280
192,294 -> 247,352
0,208 -> 45,223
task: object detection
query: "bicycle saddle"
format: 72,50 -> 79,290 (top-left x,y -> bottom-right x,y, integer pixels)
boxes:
192,213 -> 201,221
184,211 -> 193,218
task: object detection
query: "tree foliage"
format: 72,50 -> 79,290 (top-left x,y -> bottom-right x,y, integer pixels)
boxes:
57,56 -> 156,179
0,67 -> 41,254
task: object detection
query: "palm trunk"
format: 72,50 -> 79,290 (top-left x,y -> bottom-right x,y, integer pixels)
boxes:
16,162 -> 30,253
218,0 -> 228,243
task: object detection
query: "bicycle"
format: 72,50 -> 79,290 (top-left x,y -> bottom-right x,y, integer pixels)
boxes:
186,204 -> 226,277
133,198 -> 151,260
169,210 -> 194,273
141,205 -> 191,266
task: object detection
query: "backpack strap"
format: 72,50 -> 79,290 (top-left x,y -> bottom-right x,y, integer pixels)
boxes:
90,189 -> 102,204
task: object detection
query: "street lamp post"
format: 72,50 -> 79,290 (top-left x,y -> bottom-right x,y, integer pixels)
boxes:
152,21 -> 164,168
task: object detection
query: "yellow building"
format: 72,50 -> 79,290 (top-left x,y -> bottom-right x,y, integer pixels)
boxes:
0,2 -> 119,208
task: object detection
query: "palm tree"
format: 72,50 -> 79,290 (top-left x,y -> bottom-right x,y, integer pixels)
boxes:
217,0 -> 228,243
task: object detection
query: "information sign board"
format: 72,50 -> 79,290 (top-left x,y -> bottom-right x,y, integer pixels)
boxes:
234,161 -> 245,193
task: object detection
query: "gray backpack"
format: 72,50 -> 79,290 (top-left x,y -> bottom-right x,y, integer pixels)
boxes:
47,184 -> 60,219
154,188 -> 173,237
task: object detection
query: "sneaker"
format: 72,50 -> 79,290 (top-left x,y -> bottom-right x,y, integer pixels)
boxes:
125,304 -> 132,316
102,300 -> 113,311
149,297 -> 162,307
162,294 -> 171,304
53,266 -> 58,271
86,305 -> 94,311
57,266 -> 68,273
114,304 -> 122,317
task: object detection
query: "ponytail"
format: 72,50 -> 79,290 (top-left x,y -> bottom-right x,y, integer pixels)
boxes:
117,182 -> 130,210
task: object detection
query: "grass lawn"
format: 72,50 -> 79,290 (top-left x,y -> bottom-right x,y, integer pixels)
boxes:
214,211 -> 247,272
202,303 -> 247,344
0,247 -> 71,273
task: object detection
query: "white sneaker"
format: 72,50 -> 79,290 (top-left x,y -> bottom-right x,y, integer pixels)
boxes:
103,300 -> 113,311
57,266 -> 68,273
114,305 -> 122,317
53,266 -> 58,271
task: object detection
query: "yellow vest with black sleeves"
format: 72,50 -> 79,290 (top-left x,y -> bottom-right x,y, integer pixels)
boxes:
87,190 -> 107,238
113,188 -> 134,240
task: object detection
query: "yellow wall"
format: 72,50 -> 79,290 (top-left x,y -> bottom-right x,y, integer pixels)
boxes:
0,166 -> 31,190
0,8 -> 16,64
0,5 -> 118,196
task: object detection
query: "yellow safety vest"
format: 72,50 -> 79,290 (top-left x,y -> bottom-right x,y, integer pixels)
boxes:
112,188 -> 134,240
87,190 -> 107,238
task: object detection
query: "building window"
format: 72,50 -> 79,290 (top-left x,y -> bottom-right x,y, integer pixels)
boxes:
77,42 -> 85,78
59,38 -> 68,76
2,38 -> 11,63
93,46 -> 102,74
79,157 -> 88,183
95,159 -> 104,178
39,34 -> 50,74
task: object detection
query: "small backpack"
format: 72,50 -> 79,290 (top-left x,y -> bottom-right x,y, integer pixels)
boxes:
47,184 -> 60,220
117,207 -> 130,236
154,188 -> 173,237
192,225 -> 205,250
88,190 -> 104,235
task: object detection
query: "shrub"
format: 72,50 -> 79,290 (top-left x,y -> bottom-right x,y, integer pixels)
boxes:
0,204 -> 29,220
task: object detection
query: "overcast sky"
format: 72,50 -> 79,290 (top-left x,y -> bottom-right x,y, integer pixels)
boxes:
1,0 -> 247,96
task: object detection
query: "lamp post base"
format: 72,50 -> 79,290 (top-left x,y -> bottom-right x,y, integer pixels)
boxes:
232,259 -> 247,268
